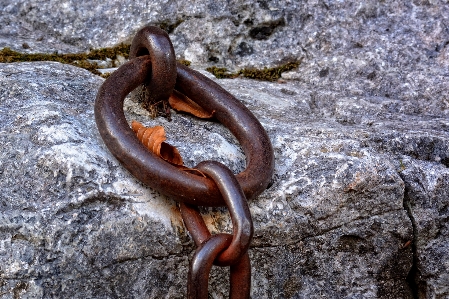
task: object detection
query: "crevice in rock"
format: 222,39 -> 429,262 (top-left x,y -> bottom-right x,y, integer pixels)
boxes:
403,191 -> 421,299
100,253 -> 169,270
153,19 -> 185,34
248,18 -> 285,40
403,201 -> 419,299
251,208 -> 411,249
54,193 -> 126,215
441,156 -> 449,168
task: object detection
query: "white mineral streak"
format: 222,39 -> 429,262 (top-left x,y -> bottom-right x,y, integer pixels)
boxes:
37,123 -> 83,143
211,132 -> 245,162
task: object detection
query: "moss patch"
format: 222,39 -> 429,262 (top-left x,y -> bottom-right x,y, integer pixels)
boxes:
240,61 -> 301,81
205,66 -> 240,79
1,44 -> 299,82
178,59 -> 191,66
0,44 -> 130,63
206,59 -> 302,81
0,44 -> 130,76
0,45 -> 193,79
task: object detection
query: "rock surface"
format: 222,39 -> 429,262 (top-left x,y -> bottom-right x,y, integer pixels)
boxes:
0,59 -> 446,298
1,1 -> 448,71
0,1 -> 449,298
400,159 -> 449,298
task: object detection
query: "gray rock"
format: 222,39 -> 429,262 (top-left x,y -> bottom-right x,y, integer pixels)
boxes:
0,59 -> 446,298
0,62 -> 188,298
0,0 -> 448,298
400,158 -> 449,298
1,1 -> 448,72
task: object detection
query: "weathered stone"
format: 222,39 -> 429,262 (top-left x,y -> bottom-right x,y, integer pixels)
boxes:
400,158 -> 449,298
0,59 -> 444,298
1,1 -> 447,72
0,0 -> 449,298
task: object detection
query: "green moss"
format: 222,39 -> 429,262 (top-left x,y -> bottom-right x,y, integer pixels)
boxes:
87,43 -> 130,60
205,66 -> 240,79
0,44 -> 130,76
71,60 -> 101,76
178,59 -> 191,66
100,72 -> 112,79
206,59 -> 302,81
240,60 -> 301,81
1,45 -> 301,82
0,44 -> 130,63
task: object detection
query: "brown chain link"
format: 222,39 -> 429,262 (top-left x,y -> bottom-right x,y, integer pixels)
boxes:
181,161 -> 252,298
95,26 -> 274,298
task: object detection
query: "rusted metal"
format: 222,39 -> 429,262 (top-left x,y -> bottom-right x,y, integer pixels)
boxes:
129,26 -> 177,108
95,25 -> 274,298
181,161 -> 252,298
180,203 -> 211,247
95,30 -> 274,206
181,161 -> 253,266
188,234 -> 251,299
229,253 -> 251,298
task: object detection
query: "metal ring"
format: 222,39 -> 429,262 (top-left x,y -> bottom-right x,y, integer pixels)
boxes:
95,26 -> 274,206
129,26 -> 177,105
187,233 -> 251,299
181,161 -> 253,266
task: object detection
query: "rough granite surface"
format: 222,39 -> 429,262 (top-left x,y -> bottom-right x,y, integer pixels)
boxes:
0,0 -> 448,298
0,1 -> 447,70
0,60 -> 445,298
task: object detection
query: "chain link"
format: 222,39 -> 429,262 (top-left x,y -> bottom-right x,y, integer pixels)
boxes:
181,161 -> 253,298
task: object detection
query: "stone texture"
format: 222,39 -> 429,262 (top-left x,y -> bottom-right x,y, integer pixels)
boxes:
0,62 -> 188,298
0,0 -> 448,298
0,59 -> 442,298
400,158 -> 449,299
1,1 -> 448,71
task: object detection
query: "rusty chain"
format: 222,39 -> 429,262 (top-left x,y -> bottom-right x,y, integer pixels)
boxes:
95,26 -> 274,298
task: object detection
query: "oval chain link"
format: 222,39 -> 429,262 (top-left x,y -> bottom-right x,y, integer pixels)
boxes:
95,28 -> 274,207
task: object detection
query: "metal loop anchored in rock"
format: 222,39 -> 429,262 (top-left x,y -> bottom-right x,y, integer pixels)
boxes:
95,25 -> 275,207
129,26 -> 177,107
95,25 -> 274,298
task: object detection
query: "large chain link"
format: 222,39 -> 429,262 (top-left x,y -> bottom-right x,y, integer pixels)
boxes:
95,26 -> 274,298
